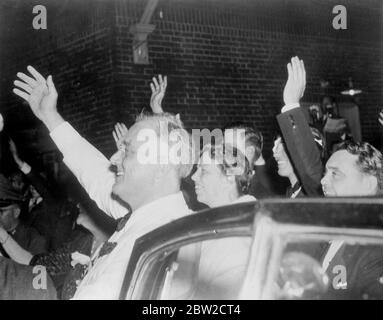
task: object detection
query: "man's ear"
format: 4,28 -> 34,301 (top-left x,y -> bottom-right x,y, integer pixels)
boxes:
245,145 -> 255,163
363,175 -> 378,195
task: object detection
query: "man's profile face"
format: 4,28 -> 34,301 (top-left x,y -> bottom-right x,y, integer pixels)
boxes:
321,150 -> 376,197
111,120 -> 160,207
0,204 -> 20,231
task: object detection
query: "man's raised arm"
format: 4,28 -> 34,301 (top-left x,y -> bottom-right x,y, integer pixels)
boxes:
276,57 -> 323,196
13,66 -> 127,219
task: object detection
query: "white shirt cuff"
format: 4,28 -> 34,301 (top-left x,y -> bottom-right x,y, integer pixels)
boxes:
254,158 -> 266,166
281,103 -> 300,113
20,162 -> 32,175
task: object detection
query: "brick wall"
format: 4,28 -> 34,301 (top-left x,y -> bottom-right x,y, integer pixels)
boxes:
0,0 -> 382,166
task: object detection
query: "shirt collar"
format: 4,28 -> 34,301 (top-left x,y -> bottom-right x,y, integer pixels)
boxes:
123,191 -> 192,234
232,194 -> 257,204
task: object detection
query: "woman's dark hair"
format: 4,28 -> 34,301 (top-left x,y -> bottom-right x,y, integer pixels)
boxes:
201,143 -> 253,196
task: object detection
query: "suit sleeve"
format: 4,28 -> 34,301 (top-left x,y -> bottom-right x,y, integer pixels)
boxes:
50,122 -> 127,219
276,107 -> 323,196
25,168 -> 54,202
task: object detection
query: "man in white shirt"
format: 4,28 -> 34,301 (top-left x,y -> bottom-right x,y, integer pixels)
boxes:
13,66 -> 195,299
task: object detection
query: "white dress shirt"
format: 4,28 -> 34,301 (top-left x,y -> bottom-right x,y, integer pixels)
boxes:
50,122 -> 127,220
50,122 -> 192,299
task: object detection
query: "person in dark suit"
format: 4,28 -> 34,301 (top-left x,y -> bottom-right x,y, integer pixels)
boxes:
9,139 -> 77,250
278,56 -> 383,198
278,56 -> 383,299
275,57 -> 324,197
272,128 -> 324,198
223,122 -> 277,198
0,175 -> 47,256
0,256 -> 57,300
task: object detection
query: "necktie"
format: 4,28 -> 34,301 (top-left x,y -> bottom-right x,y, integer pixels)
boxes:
97,212 -> 132,258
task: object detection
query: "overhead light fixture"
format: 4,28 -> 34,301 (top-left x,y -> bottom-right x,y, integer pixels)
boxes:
341,77 -> 362,96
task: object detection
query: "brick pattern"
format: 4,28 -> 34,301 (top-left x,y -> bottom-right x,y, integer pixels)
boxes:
0,0 -> 382,168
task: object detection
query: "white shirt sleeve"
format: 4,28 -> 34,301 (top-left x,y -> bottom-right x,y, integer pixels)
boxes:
281,103 -> 300,113
50,122 -> 127,219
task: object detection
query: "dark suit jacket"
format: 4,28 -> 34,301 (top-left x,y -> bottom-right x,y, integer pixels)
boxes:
0,256 -> 57,300
0,223 -> 47,258
24,168 -> 76,250
323,244 -> 383,299
276,108 -> 324,196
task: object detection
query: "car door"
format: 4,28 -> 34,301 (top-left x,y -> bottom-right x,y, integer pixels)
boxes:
119,201 -> 257,300
242,198 -> 383,300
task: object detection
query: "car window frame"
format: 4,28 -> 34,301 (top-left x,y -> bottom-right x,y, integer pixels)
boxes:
119,201 -> 257,300
242,217 -> 383,299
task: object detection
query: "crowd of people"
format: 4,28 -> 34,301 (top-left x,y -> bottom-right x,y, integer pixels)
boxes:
0,56 -> 382,299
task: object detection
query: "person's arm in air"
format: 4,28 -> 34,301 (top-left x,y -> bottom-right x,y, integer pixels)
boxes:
276,57 -> 323,196
9,139 -> 54,201
13,66 -> 127,219
150,74 -> 167,114
0,226 -> 33,265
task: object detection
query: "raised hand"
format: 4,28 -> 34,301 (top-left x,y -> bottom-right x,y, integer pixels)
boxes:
283,56 -> 306,106
379,110 -> 383,126
150,74 -> 167,114
13,66 -> 64,131
112,122 -> 128,150
13,66 -> 57,121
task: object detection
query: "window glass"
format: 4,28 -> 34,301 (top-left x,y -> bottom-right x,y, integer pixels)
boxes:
135,236 -> 252,300
270,240 -> 383,300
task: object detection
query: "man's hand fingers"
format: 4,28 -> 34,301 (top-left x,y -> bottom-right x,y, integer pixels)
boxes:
14,80 -> 33,94
152,77 -> 159,90
17,72 -> 38,88
27,66 -> 46,84
287,62 -> 293,80
300,59 -> 306,86
292,57 -> 299,81
163,76 -> 167,88
290,57 -> 296,81
114,124 -> 122,138
121,123 -> 128,132
13,88 -> 30,102
158,74 -> 163,84
150,83 -> 155,93
47,75 -> 57,96
112,131 -> 118,144
379,118 -> 383,126
116,124 -> 124,138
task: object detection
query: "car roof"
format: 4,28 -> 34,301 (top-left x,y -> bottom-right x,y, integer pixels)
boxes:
260,197 -> 383,229
132,197 -> 383,255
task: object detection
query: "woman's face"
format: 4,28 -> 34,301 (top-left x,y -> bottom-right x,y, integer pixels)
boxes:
191,151 -> 233,208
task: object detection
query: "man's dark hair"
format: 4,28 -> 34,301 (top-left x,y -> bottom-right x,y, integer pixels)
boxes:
336,141 -> 383,194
